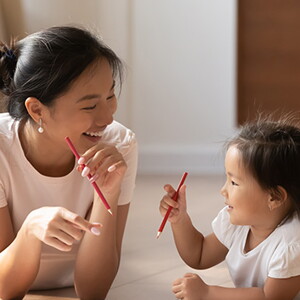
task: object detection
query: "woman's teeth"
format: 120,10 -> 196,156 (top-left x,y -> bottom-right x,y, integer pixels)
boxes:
84,131 -> 103,137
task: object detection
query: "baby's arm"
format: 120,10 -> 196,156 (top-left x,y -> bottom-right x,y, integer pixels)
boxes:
173,274 -> 300,300
172,218 -> 227,269
159,184 -> 228,269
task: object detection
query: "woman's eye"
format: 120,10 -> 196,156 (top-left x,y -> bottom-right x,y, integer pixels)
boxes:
231,181 -> 238,186
107,94 -> 115,101
82,104 -> 96,110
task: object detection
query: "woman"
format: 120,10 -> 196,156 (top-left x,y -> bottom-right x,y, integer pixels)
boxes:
0,26 -> 137,299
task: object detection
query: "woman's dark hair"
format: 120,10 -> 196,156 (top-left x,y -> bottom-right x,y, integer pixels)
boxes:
226,115 -> 300,214
0,26 -> 123,120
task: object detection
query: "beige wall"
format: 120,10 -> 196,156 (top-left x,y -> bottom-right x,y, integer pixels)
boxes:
0,0 -> 7,41
0,0 -> 237,174
1,0 -> 27,41
1,0 -> 132,125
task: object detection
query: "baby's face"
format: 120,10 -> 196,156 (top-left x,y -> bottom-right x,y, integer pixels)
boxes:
220,146 -> 271,226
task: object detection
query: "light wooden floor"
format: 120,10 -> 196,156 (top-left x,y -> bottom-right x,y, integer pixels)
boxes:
25,174 -> 233,299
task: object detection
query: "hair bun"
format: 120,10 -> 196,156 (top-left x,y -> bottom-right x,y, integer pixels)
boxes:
3,49 -> 17,61
0,43 -> 17,95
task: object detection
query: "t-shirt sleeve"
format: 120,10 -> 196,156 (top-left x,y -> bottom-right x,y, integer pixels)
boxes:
212,207 -> 238,249
117,131 -> 138,206
0,181 -> 7,208
268,242 -> 300,279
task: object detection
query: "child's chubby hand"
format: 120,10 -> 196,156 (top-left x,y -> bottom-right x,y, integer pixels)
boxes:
172,273 -> 208,300
159,183 -> 187,223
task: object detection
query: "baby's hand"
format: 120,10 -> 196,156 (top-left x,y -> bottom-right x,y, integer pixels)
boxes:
159,184 -> 187,223
172,273 -> 208,300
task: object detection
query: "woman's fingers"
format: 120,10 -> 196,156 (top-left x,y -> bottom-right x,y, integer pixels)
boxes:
78,144 -> 118,170
77,144 -> 126,184
59,208 -> 102,236
53,228 -> 81,246
77,143 -> 106,164
43,236 -> 73,252
26,207 -> 103,252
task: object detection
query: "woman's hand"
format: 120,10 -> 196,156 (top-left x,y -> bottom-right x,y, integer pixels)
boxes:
159,184 -> 187,224
172,273 -> 209,300
77,143 -> 127,195
23,207 -> 102,252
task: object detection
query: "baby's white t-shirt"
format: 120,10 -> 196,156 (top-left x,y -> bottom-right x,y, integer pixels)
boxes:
212,207 -> 300,298
0,113 -> 138,289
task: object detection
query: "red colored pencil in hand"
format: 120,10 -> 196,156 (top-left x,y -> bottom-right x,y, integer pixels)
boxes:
156,172 -> 188,239
65,137 -> 112,215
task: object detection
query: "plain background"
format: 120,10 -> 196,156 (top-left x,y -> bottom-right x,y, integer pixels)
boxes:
0,0 -> 237,176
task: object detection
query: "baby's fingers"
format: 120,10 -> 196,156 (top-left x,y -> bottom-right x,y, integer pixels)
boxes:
161,195 -> 179,209
172,277 -> 183,290
177,185 -> 187,208
164,184 -> 176,196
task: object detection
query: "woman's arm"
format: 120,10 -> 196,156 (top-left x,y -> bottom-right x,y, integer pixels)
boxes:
173,273 -> 300,300
0,206 -> 42,299
0,205 -> 99,299
74,195 -> 129,300
74,140 -> 134,299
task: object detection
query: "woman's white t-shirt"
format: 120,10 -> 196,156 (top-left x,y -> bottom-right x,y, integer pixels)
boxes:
0,113 -> 138,289
212,207 -> 300,299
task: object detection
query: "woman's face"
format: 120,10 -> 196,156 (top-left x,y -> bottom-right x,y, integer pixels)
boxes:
42,59 -> 117,154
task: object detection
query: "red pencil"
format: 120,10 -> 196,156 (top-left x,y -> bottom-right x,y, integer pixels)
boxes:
156,172 -> 188,239
65,137 -> 112,215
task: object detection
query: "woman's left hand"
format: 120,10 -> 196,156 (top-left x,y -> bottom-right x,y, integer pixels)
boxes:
172,273 -> 208,300
77,143 -> 127,195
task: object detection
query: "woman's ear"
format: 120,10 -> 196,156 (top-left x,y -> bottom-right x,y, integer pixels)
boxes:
24,97 -> 45,123
268,186 -> 288,211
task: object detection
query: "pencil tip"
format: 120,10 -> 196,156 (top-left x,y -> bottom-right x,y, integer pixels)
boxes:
108,209 -> 113,215
156,232 -> 161,239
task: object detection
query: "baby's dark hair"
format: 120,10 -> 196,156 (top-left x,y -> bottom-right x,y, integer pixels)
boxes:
0,26 -> 123,120
226,115 -> 300,214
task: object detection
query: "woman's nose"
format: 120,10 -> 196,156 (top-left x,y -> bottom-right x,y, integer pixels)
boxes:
96,102 -> 114,126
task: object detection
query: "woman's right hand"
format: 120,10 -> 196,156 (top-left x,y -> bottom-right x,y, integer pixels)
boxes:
159,184 -> 187,224
23,207 -> 102,252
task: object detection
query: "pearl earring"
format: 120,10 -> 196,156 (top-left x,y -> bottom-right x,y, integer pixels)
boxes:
38,119 -> 44,133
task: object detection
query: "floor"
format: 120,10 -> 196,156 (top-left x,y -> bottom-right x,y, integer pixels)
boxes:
25,174 -> 233,299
